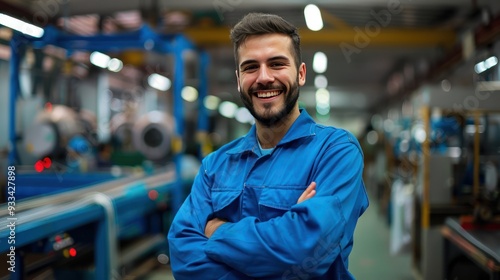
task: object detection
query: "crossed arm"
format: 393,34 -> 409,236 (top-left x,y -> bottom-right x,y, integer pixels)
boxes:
204,182 -> 317,238
168,142 -> 367,279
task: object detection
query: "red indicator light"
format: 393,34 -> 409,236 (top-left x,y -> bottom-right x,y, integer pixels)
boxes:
148,190 -> 159,201
45,102 -> 53,112
34,161 -> 44,172
42,157 -> 52,168
55,235 -> 61,242
69,248 -> 77,257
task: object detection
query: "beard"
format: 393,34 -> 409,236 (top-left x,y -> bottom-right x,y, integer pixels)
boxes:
240,79 -> 300,127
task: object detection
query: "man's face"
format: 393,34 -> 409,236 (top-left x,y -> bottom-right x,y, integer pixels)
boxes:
236,33 -> 306,127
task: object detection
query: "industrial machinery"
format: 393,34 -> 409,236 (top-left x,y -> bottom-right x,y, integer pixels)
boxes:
110,110 -> 175,163
3,24 -> 209,279
23,104 -> 98,171
0,167 -> 185,280
132,110 -> 175,162
407,84 -> 500,280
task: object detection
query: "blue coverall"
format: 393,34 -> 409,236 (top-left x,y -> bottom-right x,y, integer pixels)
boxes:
168,109 -> 369,279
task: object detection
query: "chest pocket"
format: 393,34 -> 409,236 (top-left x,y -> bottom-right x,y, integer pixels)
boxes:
211,186 -> 242,221
258,186 -> 306,222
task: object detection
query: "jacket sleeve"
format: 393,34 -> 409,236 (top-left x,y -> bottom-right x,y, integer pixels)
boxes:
167,161 -> 253,280
204,141 -> 369,278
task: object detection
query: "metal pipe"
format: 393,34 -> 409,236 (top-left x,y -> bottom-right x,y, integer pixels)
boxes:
84,192 -> 118,280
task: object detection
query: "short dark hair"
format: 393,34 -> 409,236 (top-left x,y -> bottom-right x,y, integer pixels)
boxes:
230,13 -> 302,71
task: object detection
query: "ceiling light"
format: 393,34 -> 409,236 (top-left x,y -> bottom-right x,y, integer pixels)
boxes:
315,88 -> 330,104
413,126 -> 426,143
474,56 -> 498,74
90,51 -> 110,68
313,52 -> 327,74
204,95 -> 221,110
304,5 -> 323,31
316,102 -> 330,115
314,75 -> 328,88
474,62 -> 486,74
484,56 -> 498,68
218,101 -> 238,118
107,58 -> 123,72
235,107 -> 254,124
366,130 -> 379,145
0,13 -> 44,38
148,73 -> 171,91
181,86 -> 198,102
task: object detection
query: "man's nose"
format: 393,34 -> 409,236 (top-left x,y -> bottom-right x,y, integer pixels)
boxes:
256,66 -> 274,84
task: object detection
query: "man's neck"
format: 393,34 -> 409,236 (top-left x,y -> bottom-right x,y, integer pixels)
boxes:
256,109 -> 300,149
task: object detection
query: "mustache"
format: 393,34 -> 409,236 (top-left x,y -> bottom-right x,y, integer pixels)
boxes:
248,84 -> 286,95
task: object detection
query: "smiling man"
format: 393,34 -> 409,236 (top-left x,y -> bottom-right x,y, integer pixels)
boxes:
168,13 -> 369,280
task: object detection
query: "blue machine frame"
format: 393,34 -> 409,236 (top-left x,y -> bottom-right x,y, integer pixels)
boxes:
4,25 -> 209,279
8,24 -> 209,212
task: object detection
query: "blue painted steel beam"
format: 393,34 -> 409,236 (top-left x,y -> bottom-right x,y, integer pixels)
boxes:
172,44 -> 185,214
198,51 -> 209,135
8,34 -> 23,166
30,25 -> 199,54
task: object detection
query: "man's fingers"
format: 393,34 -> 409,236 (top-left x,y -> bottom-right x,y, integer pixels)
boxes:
297,181 -> 317,203
205,218 -> 226,238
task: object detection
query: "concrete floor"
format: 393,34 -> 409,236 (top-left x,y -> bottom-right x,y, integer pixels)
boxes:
349,195 -> 414,280
142,195 -> 415,280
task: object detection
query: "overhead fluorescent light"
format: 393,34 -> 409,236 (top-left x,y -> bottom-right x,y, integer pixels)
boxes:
204,95 -> 221,110
474,56 -> 498,74
107,58 -> 123,72
181,86 -> 198,102
304,5 -> 323,31
313,52 -> 327,73
90,51 -> 110,68
314,75 -> 328,88
235,107 -> 254,124
148,73 -> 171,91
0,13 -> 44,38
218,101 -> 238,118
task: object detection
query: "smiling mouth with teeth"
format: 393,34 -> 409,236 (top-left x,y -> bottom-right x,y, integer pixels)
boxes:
256,90 -> 282,98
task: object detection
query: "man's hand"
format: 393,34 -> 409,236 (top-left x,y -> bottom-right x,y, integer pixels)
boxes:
297,181 -> 316,204
205,217 -> 226,238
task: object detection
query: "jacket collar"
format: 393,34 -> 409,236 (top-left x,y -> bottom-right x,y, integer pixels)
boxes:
226,109 -> 316,155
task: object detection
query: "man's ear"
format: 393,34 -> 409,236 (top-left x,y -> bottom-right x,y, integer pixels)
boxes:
298,62 -> 306,86
235,69 -> 241,92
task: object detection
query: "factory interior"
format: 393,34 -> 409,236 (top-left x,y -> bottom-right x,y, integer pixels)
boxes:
1,0 -> 500,279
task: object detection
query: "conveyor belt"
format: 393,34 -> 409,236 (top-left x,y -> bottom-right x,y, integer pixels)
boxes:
0,165 -> 174,216
0,168 -> 176,247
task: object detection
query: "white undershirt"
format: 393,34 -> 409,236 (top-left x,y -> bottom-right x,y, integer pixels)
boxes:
258,141 -> 274,156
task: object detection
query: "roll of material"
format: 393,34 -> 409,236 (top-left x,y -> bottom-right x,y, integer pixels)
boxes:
24,105 -> 84,157
132,111 -> 175,161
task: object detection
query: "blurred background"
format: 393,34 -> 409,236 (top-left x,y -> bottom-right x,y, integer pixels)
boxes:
1,0 -> 500,279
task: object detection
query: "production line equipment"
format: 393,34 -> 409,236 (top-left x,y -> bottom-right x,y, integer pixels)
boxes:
410,83 -> 500,280
7,23 -> 210,212
3,23 -> 210,279
0,168 -> 190,279
23,104 -> 98,171
110,110 -> 176,163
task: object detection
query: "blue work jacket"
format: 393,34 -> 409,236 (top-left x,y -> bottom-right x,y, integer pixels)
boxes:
168,109 -> 369,279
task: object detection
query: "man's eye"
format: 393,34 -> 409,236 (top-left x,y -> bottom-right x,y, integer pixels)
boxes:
243,65 -> 257,71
